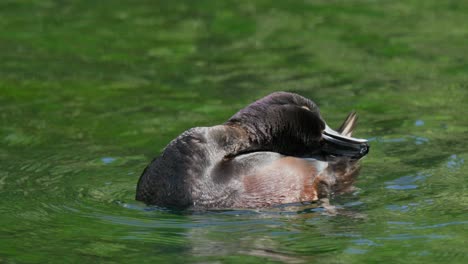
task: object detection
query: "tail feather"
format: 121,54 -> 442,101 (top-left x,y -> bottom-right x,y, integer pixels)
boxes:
337,111 -> 358,137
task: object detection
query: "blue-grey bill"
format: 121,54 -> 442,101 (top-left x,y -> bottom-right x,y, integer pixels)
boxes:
322,125 -> 369,159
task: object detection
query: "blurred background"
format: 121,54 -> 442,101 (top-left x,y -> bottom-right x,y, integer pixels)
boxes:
0,1 -> 467,263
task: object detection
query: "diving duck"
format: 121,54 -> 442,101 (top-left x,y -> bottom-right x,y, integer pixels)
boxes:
136,92 -> 369,209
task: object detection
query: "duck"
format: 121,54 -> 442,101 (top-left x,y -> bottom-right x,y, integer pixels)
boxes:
136,92 -> 369,209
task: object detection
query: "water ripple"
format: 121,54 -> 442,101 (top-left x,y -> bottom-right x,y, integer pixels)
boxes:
446,154 -> 464,170
344,248 -> 368,255
368,135 -> 429,145
385,172 -> 428,190
377,233 -> 448,241
101,157 -> 116,164
410,221 -> 468,230
415,120 -> 425,126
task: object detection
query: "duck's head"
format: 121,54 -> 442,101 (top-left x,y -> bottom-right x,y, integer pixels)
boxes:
226,92 -> 369,159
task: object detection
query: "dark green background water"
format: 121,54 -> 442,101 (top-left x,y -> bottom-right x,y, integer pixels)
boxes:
1,1 -> 467,263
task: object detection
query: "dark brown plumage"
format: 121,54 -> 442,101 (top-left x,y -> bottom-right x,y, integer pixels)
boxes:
136,92 -> 369,209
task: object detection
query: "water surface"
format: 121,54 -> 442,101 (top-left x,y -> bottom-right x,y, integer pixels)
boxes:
1,1 -> 467,263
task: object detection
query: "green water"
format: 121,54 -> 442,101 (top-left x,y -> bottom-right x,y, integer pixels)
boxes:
1,0 -> 467,263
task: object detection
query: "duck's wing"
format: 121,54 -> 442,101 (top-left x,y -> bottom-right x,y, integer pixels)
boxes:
220,152 -> 329,208
136,127 -> 212,207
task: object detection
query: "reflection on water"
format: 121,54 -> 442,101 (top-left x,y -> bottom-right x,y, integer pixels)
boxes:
1,0 -> 468,263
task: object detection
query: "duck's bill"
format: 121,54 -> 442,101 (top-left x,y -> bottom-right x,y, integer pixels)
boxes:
321,125 -> 369,159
